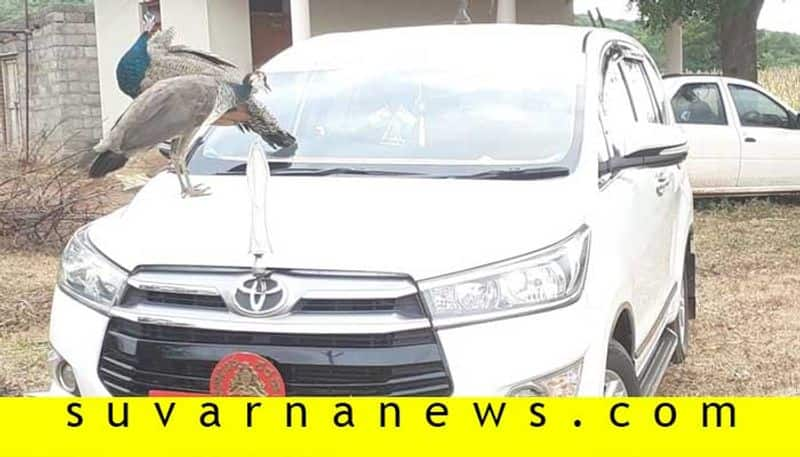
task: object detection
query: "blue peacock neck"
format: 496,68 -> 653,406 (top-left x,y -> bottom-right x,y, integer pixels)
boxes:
116,32 -> 151,98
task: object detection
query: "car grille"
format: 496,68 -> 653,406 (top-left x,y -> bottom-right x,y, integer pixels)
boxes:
121,287 -> 426,318
98,318 -> 452,396
123,288 -> 227,309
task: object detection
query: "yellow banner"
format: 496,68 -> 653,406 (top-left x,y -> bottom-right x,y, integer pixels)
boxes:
0,398 -> 796,456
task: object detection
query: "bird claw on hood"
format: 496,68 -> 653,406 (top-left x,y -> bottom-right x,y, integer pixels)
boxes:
181,183 -> 212,198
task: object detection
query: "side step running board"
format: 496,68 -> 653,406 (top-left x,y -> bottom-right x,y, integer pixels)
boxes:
638,327 -> 678,396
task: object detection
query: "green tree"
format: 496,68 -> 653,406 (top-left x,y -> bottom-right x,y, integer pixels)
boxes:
577,12 -> 799,73
632,0 -> 765,81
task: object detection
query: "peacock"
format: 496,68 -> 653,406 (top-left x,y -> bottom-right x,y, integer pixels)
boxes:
87,71 -> 284,198
116,13 -> 238,99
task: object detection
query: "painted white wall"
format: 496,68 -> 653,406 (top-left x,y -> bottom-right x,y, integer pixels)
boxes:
160,0 -> 211,50
93,0 -> 141,133
207,0 -> 253,71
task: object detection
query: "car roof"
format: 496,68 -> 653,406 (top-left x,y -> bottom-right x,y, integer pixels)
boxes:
663,74 -> 759,87
663,74 -> 797,113
264,24 -> 632,72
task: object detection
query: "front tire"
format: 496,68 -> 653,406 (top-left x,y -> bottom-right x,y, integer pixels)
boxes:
604,340 -> 640,396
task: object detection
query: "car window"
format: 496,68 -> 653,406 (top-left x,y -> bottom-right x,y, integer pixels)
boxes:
672,83 -> 727,125
729,84 -> 790,128
602,62 -> 636,123
642,58 -> 666,121
621,59 -> 660,123
601,62 -> 636,158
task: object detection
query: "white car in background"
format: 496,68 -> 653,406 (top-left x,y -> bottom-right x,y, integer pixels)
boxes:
664,75 -> 800,195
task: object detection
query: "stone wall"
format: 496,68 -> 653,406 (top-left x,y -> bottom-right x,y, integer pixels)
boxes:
0,4 -> 101,157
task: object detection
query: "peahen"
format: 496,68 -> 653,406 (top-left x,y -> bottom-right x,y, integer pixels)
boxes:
87,71 -> 284,198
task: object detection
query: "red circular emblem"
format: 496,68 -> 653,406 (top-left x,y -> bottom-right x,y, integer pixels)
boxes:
209,352 -> 286,396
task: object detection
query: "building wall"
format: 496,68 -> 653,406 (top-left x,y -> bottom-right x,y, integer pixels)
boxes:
160,0 -> 211,50
92,0 -> 575,142
207,0 -> 253,71
517,0 -> 574,25
308,0 -> 573,35
95,0 -> 254,134
160,0 -> 252,71
94,0 -> 140,134
308,0 -> 496,35
0,4 -> 102,157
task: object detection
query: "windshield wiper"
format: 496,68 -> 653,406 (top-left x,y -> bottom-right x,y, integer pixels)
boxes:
271,167 -> 424,177
460,166 -> 570,180
216,161 -> 293,175
216,165 -> 423,176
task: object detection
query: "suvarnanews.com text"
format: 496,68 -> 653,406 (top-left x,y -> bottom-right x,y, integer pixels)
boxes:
64,400 -> 736,430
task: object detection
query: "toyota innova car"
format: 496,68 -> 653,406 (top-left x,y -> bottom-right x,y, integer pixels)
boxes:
43,25 -> 696,397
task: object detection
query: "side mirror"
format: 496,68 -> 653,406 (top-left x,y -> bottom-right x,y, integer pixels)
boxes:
599,124 -> 688,175
157,141 -> 172,159
623,123 -> 686,158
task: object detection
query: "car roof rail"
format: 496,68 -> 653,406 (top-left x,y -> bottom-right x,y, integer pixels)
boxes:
662,72 -> 723,79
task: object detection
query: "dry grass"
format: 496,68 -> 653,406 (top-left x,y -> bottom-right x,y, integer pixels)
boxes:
660,197 -> 800,395
760,67 -> 800,110
0,250 -> 59,395
0,149 -> 165,395
0,327 -> 50,396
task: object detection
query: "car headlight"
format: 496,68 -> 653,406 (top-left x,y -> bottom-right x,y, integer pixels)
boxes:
58,227 -> 128,313
420,225 -> 590,324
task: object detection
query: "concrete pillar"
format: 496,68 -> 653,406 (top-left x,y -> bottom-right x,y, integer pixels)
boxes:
163,0 -> 252,71
207,0 -> 253,71
497,0 -> 517,23
290,0 -> 311,42
664,20 -> 683,74
161,0 -> 211,50
516,0 -> 574,25
93,0 -> 141,134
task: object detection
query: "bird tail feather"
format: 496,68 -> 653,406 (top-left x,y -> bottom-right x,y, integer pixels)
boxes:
257,127 -> 295,149
88,150 -> 129,178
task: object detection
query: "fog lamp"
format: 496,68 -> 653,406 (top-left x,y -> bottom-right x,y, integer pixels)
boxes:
507,359 -> 583,397
49,349 -> 79,395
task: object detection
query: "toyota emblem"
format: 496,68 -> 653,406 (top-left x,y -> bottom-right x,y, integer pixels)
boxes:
230,273 -> 286,317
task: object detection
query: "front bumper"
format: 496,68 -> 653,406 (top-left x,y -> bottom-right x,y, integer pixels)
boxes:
40,287 -> 607,396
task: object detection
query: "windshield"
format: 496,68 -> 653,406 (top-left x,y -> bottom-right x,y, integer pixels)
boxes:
190,57 -> 585,177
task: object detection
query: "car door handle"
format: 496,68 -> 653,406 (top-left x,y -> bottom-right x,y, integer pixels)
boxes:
744,137 -> 757,143
655,172 -> 673,196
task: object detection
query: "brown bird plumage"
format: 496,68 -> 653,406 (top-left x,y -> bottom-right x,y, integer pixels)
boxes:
89,74 -> 249,197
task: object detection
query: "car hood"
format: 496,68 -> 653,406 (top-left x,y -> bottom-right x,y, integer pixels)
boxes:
90,172 -> 586,280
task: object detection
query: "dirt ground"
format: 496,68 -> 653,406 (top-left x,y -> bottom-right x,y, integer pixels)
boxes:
660,197 -> 800,396
1,193 -> 800,396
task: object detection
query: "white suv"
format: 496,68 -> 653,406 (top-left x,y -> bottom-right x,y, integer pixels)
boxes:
44,25 -> 695,397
